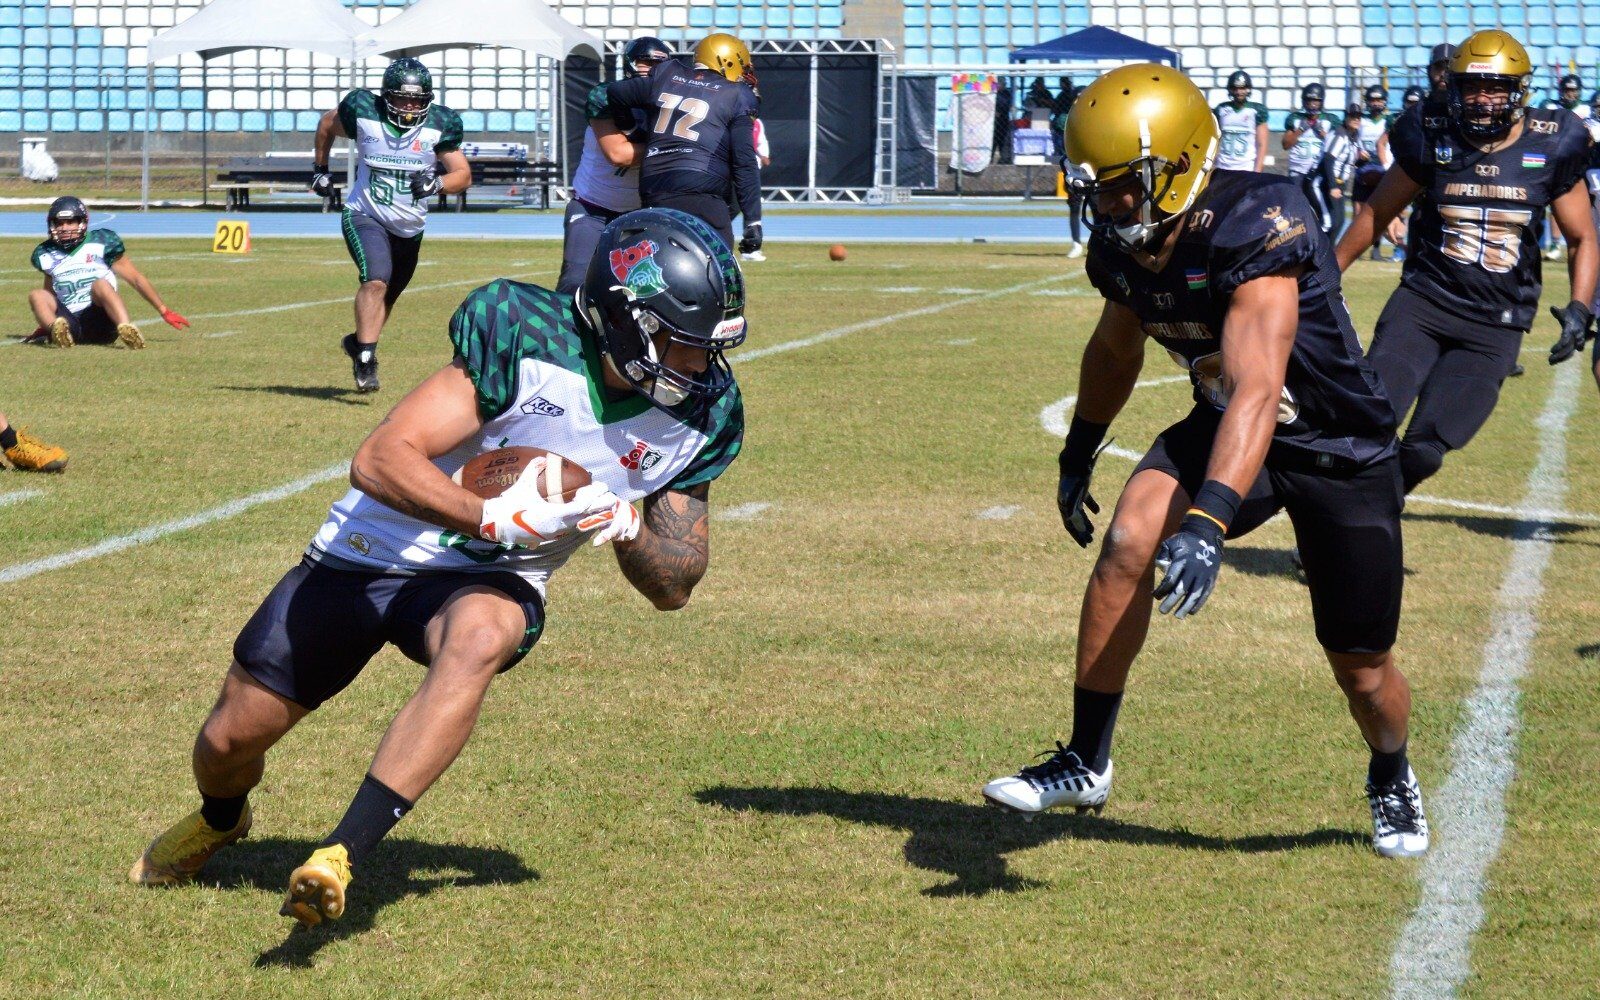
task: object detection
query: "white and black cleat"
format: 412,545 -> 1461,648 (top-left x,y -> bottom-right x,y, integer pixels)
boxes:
1367,766 -> 1429,858
343,333 -> 380,393
983,743 -> 1112,817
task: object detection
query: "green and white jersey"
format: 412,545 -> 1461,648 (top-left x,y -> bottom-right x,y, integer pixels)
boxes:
1213,100 -> 1268,170
308,279 -> 744,595
1283,110 -> 1342,177
31,228 -> 123,313
338,89 -> 464,238
1356,112 -> 1394,164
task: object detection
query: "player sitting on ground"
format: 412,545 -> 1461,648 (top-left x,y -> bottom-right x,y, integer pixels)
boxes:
130,208 -> 748,926
0,409 -> 67,472
27,197 -> 188,349
981,64 -> 1429,858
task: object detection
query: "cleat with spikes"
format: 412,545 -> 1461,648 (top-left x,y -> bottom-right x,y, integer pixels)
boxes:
130,804 -> 253,885
117,322 -> 145,350
48,317 -> 72,348
342,333 -> 379,393
4,428 -> 68,473
281,843 -> 352,926
1368,765 -> 1429,858
983,742 -> 1112,815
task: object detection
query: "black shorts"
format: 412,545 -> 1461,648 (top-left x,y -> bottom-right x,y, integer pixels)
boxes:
58,299 -> 118,345
558,198 -> 624,294
1352,163 -> 1386,204
233,557 -> 546,710
1134,407 -> 1405,654
341,209 -> 423,298
644,191 -> 735,252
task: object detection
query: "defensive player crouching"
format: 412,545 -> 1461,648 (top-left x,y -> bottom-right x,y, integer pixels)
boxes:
27,196 -> 189,349
981,65 -> 1428,858
130,209 -> 747,923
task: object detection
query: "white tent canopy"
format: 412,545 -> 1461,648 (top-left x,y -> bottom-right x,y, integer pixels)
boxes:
146,0 -> 369,62
358,0 -> 603,61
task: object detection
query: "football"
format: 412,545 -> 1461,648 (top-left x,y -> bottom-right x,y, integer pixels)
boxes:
451,446 -> 592,502
829,244 -> 847,261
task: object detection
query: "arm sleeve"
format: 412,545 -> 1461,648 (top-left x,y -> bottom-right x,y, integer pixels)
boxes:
728,108 -> 762,224
1084,253 -> 1129,305
100,230 -> 126,264
1211,183 -> 1320,296
448,281 -> 523,420
1552,116 -> 1593,195
1387,109 -> 1432,186
336,90 -> 369,137
606,76 -> 653,132
433,107 -> 464,153
668,387 -> 744,490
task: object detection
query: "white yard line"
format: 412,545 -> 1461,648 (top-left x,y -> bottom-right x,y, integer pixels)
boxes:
717,501 -> 774,522
0,488 -> 43,508
1388,360 -> 1581,1000
976,504 -> 1021,520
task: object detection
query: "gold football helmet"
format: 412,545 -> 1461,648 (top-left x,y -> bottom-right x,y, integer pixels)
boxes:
1064,63 -> 1220,251
694,33 -> 755,88
1449,29 -> 1532,137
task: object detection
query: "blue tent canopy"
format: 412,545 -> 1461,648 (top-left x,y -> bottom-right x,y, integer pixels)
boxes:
1009,26 -> 1180,67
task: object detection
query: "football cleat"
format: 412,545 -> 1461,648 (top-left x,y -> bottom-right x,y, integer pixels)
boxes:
343,333 -> 379,393
1368,766 -> 1429,858
4,428 -> 68,472
1066,241 -> 1084,259
983,742 -> 1113,815
129,804 -> 253,885
48,316 -> 72,348
116,322 -> 145,350
281,843 -> 353,926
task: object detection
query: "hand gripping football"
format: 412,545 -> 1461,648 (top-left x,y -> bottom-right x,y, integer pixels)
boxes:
452,446 -> 592,502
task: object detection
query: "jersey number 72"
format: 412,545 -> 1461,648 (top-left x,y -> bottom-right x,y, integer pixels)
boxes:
654,94 -> 710,140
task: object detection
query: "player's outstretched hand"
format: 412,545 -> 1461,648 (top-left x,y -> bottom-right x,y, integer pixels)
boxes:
309,164 -> 333,197
1152,513 -> 1225,620
160,309 -> 190,331
479,458 -> 625,547
409,165 -> 443,200
739,222 -> 762,255
1057,436 -> 1111,547
1547,300 -> 1594,365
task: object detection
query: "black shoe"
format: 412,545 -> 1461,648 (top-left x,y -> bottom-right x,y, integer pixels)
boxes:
342,334 -> 379,393
1509,363 -> 1525,378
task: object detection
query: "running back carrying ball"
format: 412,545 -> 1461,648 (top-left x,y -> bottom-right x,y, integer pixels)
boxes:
452,446 -> 592,501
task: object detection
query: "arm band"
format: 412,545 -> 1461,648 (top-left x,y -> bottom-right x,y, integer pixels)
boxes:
1188,479 -> 1242,532
1058,414 -> 1110,475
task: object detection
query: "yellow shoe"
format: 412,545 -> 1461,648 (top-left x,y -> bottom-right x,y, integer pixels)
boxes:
117,322 -> 145,350
129,803 -> 253,885
4,429 -> 68,473
48,317 -> 72,348
281,844 -> 352,926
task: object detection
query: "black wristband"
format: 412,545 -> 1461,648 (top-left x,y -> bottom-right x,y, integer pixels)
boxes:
1189,479 -> 1242,531
1059,414 -> 1110,475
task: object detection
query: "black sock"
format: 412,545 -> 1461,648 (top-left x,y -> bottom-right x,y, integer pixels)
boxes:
200,791 -> 247,831
1367,741 -> 1409,788
323,773 -> 413,868
1067,685 -> 1123,774
0,426 -> 16,451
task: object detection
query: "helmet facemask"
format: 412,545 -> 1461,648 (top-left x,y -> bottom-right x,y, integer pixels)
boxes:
578,282 -> 746,418
1449,73 -> 1526,139
383,86 -> 432,129
46,199 -> 88,249
1080,151 -> 1188,254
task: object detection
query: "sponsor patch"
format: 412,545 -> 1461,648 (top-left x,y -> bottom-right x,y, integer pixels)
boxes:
520,396 -> 566,417
1185,268 -> 1207,290
609,239 -> 667,298
620,440 -> 664,472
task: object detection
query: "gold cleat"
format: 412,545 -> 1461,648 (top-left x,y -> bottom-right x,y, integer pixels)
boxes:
4,428 -> 68,473
48,317 -> 72,348
281,844 -> 352,927
130,804 -> 253,885
117,322 -> 145,350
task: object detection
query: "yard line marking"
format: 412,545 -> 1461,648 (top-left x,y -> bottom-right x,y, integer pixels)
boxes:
183,271 -> 537,322
740,273 -> 1076,363
0,462 -> 347,585
717,501 -> 774,522
977,504 -> 1021,520
202,329 -> 242,340
0,489 -> 43,508
1037,375 -> 1191,438
1389,359 -> 1581,1000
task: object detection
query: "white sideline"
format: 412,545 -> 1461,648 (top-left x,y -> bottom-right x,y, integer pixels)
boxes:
1388,360 -> 1581,999
717,501 -> 774,522
0,489 -> 43,508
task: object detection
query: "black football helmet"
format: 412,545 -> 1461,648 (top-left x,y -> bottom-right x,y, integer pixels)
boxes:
1227,70 -> 1252,102
1364,84 -> 1388,113
381,57 -> 434,129
577,208 -> 747,418
45,195 -> 88,248
623,36 -> 673,78
1403,84 -> 1426,107
1301,82 -> 1325,108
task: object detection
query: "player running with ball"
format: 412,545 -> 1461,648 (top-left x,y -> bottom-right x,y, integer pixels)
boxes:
131,209 -> 747,924
982,65 -> 1429,858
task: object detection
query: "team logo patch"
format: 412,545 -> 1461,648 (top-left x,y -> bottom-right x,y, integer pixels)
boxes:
1261,205 -> 1307,250
520,395 -> 566,417
347,533 -> 372,556
411,139 -> 423,152
620,440 -> 664,472
1521,153 -> 1546,169
1114,272 -> 1131,296
1435,143 -> 1454,165
1185,268 -> 1207,290
609,239 -> 667,298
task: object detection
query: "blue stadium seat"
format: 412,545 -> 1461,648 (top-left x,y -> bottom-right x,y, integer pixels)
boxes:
512,111 -> 539,131
77,110 -> 103,131
102,48 -> 126,68
153,89 -> 178,110
46,87 -> 69,109
181,89 -> 204,110
270,110 -> 294,131
1390,6 -> 1414,27
1527,5 -> 1552,26
766,8 -> 790,27
903,49 -> 929,65
1418,5 -> 1442,28
1393,27 -> 1417,47
48,24 -> 70,45
1556,26 -> 1581,45
486,110 -> 513,131
215,111 -> 240,131
984,26 -> 1007,45
21,46 -> 42,67
931,26 -> 954,46
0,26 -> 15,46
458,110 -> 485,131
0,9 -> 18,29
818,5 -> 842,25
1529,24 -> 1554,45
956,26 -> 979,45
1362,6 -> 1385,28
739,9 -> 760,28
51,110 -> 75,131
23,109 -> 46,130
76,48 -> 100,68
21,25 -> 43,45
689,7 -> 712,28
295,111 -> 319,130
159,110 -> 184,131
906,8 -> 927,27
104,89 -> 127,110
905,26 -> 928,47
21,6 -> 43,27
108,110 -> 131,132
1445,4 -> 1470,28
792,8 -> 816,27
20,87 -> 40,108
930,46 -> 955,63
1038,6 -> 1062,26
956,6 -> 978,27
0,111 -> 18,131
73,89 -> 96,110
930,7 -> 952,26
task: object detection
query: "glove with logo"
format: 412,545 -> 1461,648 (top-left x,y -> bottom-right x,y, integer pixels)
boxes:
479,458 -> 627,547
739,222 -> 763,255
1152,481 -> 1239,620
1057,415 -> 1111,547
1547,300 -> 1595,365
409,164 -> 443,200
309,164 -> 334,197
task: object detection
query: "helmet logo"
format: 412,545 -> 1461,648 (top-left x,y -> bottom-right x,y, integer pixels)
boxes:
609,239 -> 667,298
1465,62 -> 1497,73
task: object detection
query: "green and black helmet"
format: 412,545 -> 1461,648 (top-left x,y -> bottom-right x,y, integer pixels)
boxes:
381,57 -> 434,129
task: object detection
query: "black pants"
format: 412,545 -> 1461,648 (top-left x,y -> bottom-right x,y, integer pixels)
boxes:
558,198 -> 624,294
1293,171 -> 1332,235
645,191 -> 735,252
1367,285 -> 1522,492
56,297 -> 117,344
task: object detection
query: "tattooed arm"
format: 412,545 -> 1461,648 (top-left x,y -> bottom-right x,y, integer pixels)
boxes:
612,482 -> 710,610
348,359 -> 487,535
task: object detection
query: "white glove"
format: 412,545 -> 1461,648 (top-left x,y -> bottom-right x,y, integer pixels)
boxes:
587,495 -> 642,547
479,458 -> 624,546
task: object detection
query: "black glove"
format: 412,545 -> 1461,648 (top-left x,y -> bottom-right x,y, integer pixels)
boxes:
1152,512 -> 1226,620
409,164 -> 442,200
309,164 -> 333,197
739,222 -> 763,255
1057,416 -> 1111,547
1547,300 -> 1595,365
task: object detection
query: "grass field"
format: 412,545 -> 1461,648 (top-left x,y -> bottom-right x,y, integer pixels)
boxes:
1,234 -> 1596,998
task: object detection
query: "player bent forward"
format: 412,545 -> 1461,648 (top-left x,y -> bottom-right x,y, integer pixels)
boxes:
981,65 -> 1429,858
131,208 -> 748,923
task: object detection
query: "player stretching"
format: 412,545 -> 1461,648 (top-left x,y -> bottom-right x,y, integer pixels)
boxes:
27,197 -> 188,349
982,65 -> 1428,858
130,209 -> 747,925
1336,30 -> 1597,493
312,57 -> 470,392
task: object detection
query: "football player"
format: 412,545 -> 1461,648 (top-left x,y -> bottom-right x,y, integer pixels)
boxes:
1050,80 -> 1088,258
604,33 -> 762,255
558,36 -> 674,293
130,209 -> 748,925
0,409 -> 66,472
1351,85 -> 1399,260
311,57 -> 470,392
1336,30 -> 1597,493
1283,83 -> 1341,233
1538,74 -> 1592,258
26,196 -> 188,349
982,64 -> 1428,858
1212,70 -> 1269,172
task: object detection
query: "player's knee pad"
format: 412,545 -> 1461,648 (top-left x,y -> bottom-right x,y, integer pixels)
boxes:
1399,439 -> 1447,492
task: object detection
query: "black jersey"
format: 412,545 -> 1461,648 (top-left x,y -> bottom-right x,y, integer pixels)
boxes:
1086,170 -> 1397,466
606,60 -> 762,224
1390,106 -> 1591,330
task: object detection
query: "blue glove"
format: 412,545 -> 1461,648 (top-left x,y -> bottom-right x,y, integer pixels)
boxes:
1152,512 -> 1225,619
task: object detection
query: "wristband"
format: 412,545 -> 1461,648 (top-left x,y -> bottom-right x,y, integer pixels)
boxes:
1059,414 -> 1110,475
1188,479 -> 1242,533
313,162 -> 329,173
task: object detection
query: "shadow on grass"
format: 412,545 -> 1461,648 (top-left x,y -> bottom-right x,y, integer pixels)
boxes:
198,836 -> 537,968
220,384 -> 372,406
1402,510 -> 1599,545
1226,545 -> 1418,581
695,786 -> 1363,898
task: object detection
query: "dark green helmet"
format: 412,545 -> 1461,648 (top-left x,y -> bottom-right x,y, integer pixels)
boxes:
381,57 -> 434,129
